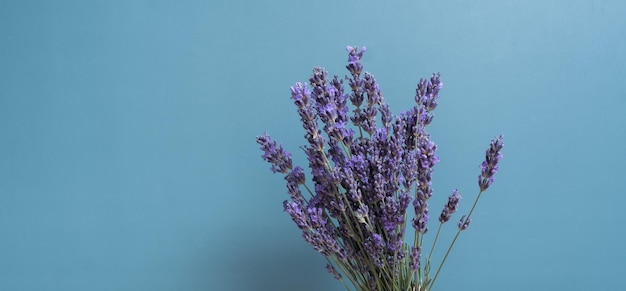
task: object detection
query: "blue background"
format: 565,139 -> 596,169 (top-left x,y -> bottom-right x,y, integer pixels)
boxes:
1,1 -> 625,290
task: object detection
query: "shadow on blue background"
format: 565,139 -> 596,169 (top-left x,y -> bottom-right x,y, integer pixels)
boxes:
1,1 -> 626,290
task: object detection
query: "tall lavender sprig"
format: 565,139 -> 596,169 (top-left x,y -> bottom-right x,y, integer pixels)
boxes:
424,189 -> 462,277
428,136 -> 504,289
408,75 -> 442,268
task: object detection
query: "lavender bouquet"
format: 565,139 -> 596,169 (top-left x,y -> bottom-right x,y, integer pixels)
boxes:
257,46 -> 504,291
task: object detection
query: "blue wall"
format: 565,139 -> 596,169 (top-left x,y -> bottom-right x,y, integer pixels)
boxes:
1,1 -> 625,290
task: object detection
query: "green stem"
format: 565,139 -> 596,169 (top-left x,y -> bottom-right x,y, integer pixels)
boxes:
327,257 -> 354,291
424,222 -> 444,278
427,223 -> 443,262
302,184 -> 315,199
428,190 -> 484,290
428,227 -> 461,290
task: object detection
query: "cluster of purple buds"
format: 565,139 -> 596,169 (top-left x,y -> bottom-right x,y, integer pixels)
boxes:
439,190 -> 461,224
457,215 -> 471,231
479,135 -> 504,191
257,133 -> 292,174
409,246 -> 422,271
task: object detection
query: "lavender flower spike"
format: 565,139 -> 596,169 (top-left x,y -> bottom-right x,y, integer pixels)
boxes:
256,133 -> 293,174
409,246 -> 421,271
478,135 -> 504,191
326,263 -> 342,280
439,189 -> 461,223
458,215 -> 471,231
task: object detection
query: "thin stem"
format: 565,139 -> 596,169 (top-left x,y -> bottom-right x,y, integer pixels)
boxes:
327,258 -> 354,291
302,184 -> 315,199
340,140 -> 352,159
424,222 -> 444,277
426,223 -> 443,263
428,227 -> 461,290
428,190 -> 485,290
463,190 -> 485,229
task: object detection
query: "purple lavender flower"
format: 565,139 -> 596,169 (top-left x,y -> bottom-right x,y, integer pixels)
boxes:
283,200 -> 308,230
364,233 -> 386,268
346,46 -> 366,72
307,207 -> 325,228
326,263 -> 342,280
413,73 -> 442,127
285,166 -> 305,195
439,190 -> 462,223
458,215 -> 471,231
416,73 -> 442,112
360,72 -> 381,135
409,246 -> 421,271
412,198 -> 429,234
410,122 -> 439,234
256,133 -> 293,174
478,135 -> 504,191
346,46 -> 367,131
